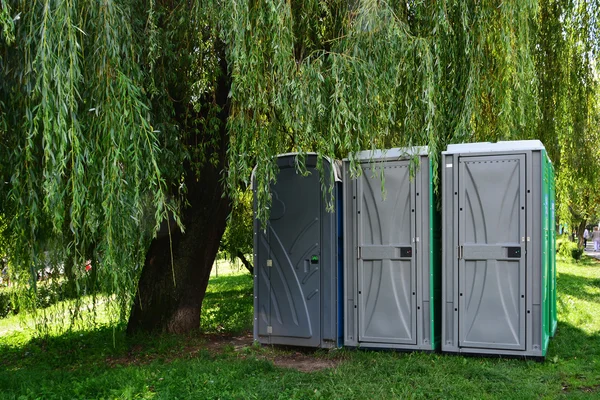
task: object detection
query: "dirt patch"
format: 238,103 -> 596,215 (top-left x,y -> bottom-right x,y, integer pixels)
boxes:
204,335 -> 343,372
105,333 -> 343,372
105,333 -> 254,368
580,384 -> 600,393
202,332 -> 254,353
271,353 -> 339,372
561,382 -> 600,394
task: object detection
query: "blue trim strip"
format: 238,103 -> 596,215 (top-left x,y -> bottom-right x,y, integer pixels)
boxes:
336,182 -> 344,347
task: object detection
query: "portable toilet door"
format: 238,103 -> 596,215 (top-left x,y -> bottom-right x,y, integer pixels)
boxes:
441,140 -> 555,357
253,153 -> 342,348
343,147 -> 440,351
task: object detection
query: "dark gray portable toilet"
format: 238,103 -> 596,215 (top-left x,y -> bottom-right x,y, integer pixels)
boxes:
441,140 -> 556,357
343,147 -> 440,350
253,153 -> 342,348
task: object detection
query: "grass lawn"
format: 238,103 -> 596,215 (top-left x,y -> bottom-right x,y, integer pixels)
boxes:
0,256 -> 599,399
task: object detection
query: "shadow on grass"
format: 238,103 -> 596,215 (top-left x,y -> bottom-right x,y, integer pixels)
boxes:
0,324 -> 129,371
546,321 -> 600,395
0,274 -> 254,372
550,321 -> 600,358
200,274 -> 253,335
557,272 -> 600,302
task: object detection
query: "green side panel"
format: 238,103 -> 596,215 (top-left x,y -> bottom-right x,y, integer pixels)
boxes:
541,150 -> 550,356
429,160 -> 442,350
549,159 -> 558,337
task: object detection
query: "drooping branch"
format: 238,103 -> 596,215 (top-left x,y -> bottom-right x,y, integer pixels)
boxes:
236,251 -> 253,275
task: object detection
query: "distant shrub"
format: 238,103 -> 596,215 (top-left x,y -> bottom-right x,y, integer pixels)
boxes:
558,240 -> 583,261
0,281 -> 77,319
0,287 -> 18,318
556,235 -> 570,255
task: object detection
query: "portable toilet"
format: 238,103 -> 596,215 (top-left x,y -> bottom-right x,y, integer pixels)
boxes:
343,147 -> 441,350
253,153 -> 342,348
441,140 -> 556,357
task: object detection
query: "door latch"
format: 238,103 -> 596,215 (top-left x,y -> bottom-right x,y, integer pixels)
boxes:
507,247 -> 521,258
400,247 -> 412,258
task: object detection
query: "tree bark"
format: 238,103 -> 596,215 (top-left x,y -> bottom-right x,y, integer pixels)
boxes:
127,41 -> 231,334
127,149 -> 230,334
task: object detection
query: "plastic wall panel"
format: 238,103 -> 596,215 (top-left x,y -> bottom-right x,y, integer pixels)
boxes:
549,159 -> 557,337
429,160 -> 442,349
531,150 -> 544,354
441,152 -> 458,352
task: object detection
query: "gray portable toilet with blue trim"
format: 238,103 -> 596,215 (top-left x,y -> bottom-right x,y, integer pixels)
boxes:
253,153 -> 342,348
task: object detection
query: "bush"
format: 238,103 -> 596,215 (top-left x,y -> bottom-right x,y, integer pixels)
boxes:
556,234 -> 570,255
0,281 -> 75,319
558,240 -> 584,260
0,287 -> 19,318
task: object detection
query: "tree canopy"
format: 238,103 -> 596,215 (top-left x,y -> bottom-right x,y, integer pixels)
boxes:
1,0 -> 599,332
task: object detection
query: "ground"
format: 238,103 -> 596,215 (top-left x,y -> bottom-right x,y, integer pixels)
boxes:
1,256 -> 599,398
105,332 -> 342,373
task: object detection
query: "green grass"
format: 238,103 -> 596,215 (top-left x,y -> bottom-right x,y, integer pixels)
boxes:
200,273 -> 254,334
1,257 -> 599,399
211,257 -> 251,277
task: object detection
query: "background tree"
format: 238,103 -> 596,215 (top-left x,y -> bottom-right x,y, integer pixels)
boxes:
1,0 -> 598,335
536,0 -> 600,242
218,188 -> 254,274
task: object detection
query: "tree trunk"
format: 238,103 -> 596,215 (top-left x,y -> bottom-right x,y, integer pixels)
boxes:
127,34 -> 232,334
127,155 -> 230,334
236,251 -> 253,275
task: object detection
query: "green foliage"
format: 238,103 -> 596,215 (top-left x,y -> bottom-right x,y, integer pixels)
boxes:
558,241 -> 584,261
0,215 -> 8,270
0,286 -> 15,318
556,234 -> 570,254
219,188 -> 253,265
1,0 -> 180,331
0,2 -> 15,46
1,259 -> 600,398
0,277 -> 89,319
537,0 -> 600,230
226,0 -> 541,223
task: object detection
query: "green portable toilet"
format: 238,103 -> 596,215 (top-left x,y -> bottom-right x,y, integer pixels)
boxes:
441,140 -> 556,357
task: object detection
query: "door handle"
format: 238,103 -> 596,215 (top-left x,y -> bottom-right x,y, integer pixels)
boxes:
400,247 -> 412,258
506,247 -> 521,258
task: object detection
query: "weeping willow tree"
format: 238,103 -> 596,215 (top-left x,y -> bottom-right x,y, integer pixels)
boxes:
0,0 -> 562,335
536,0 -> 600,237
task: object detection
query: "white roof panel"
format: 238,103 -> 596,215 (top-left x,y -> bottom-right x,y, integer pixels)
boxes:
443,140 -> 545,155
